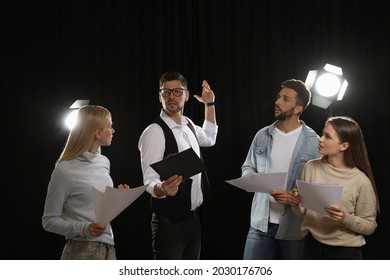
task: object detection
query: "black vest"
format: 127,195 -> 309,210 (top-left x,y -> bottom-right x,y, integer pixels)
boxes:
150,117 -> 212,223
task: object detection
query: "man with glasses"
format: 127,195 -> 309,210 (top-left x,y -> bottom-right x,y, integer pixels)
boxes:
242,79 -> 321,260
138,71 -> 218,259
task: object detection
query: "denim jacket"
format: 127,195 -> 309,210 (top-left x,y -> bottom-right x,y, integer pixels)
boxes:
242,120 -> 321,240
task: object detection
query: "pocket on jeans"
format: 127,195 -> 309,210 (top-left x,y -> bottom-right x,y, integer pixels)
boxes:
71,242 -> 99,260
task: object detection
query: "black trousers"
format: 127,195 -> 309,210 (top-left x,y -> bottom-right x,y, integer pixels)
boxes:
151,209 -> 201,260
303,232 -> 362,260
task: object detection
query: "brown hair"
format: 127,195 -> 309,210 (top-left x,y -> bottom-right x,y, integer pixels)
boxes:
326,116 -> 379,211
281,79 -> 312,110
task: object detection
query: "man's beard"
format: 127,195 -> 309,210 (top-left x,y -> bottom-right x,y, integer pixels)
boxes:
275,108 -> 294,121
165,105 -> 184,115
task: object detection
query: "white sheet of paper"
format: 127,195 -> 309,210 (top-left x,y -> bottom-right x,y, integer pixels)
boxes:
225,172 -> 288,193
92,185 -> 146,224
296,180 -> 343,214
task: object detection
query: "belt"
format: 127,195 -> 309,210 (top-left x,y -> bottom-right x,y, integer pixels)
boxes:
67,239 -> 114,250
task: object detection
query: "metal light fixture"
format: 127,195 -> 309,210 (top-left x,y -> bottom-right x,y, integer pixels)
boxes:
64,99 -> 90,130
305,64 -> 348,109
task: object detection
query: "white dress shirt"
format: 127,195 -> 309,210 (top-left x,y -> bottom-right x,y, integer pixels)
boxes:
138,110 -> 218,210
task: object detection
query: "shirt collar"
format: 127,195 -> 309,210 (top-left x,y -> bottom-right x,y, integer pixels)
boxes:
159,109 -> 188,129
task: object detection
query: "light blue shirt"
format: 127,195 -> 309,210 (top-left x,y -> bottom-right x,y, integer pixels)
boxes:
242,121 -> 321,240
42,151 -> 115,245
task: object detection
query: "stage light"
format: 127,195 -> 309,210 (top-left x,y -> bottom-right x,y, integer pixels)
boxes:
305,64 -> 348,109
64,99 -> 89,130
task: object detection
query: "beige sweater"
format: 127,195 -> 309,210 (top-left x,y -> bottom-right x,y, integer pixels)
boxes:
292,158 -> 377,247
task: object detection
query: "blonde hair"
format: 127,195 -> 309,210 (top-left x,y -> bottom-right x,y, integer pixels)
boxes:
57,105 -> 111,164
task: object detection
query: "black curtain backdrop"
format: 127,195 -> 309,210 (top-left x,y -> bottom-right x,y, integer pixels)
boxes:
2,0 -> 388,259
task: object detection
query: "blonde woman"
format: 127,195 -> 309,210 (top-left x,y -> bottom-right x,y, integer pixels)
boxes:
42,105 -> 128,260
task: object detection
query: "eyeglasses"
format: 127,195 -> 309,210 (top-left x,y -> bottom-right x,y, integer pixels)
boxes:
159,88 -> 187,97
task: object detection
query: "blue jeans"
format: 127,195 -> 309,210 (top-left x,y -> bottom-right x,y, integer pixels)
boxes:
243,223 -> 303,260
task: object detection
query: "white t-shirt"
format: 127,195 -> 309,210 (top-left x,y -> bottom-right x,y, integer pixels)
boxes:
269,126 -> 302,224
